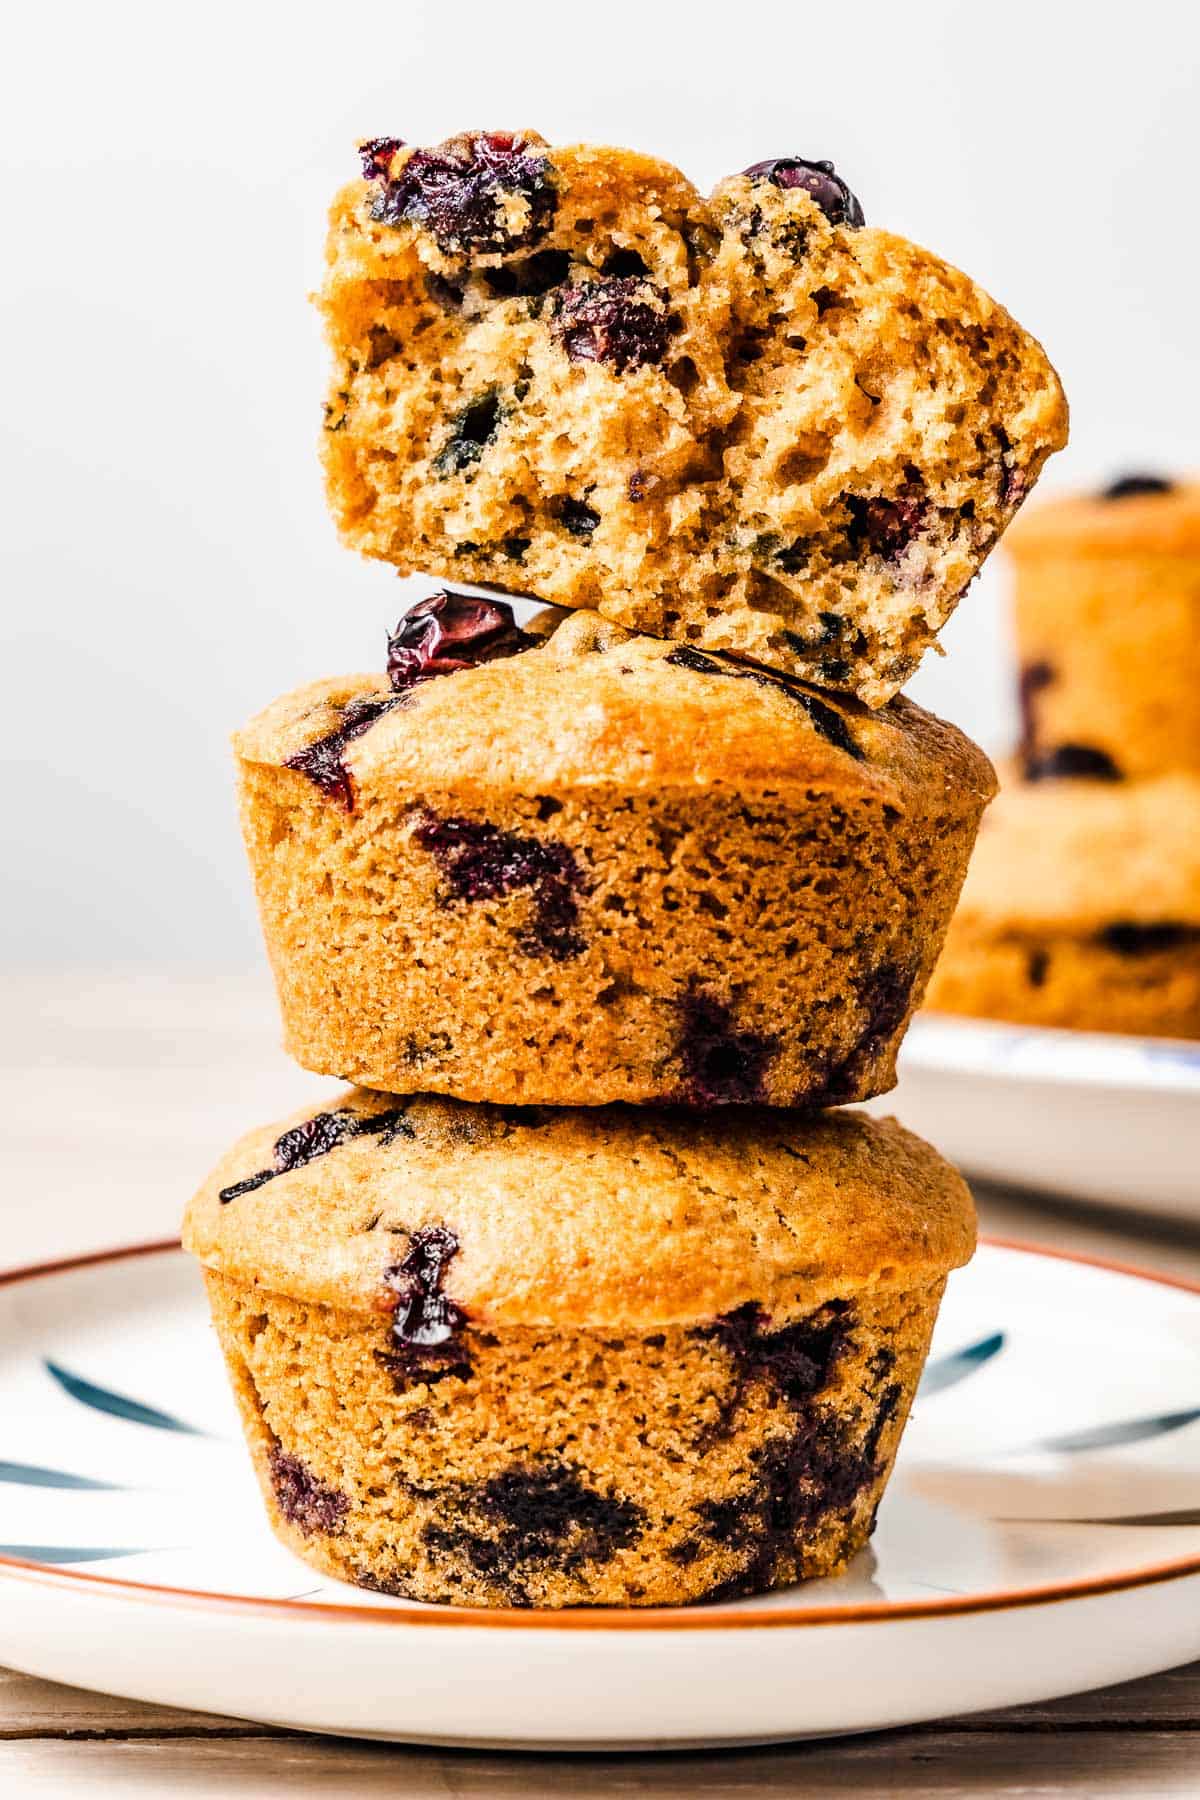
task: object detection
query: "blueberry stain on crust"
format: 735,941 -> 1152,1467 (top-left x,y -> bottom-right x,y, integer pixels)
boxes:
741,157 -> 865,228
1100,922 -> 1200,957
1102,473 -> 1174,500
218,1106 -> 413,1204
664,645 -> 864,761
367,131 -> 557,256
413,812 -> 588,960
267,1442 -> 349,1537
804,960 -> 918,1107
284,694 -> 407,811
1017,659 -> 1055,764
675,988 -> 781,1107
386,591 -> 534,690
413,1462 -> 645,1604
380,1225 -> 470,1386
1023,744 -> 1123,783
702,1301 -> 852,1421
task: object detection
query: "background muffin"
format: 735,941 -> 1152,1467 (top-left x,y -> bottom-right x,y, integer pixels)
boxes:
925,771 -> 1200,1037
184,1090 -> 975,1608
1009,475 -> 1200,782
236,597 -> 995,1107
321,131 -> 1066,705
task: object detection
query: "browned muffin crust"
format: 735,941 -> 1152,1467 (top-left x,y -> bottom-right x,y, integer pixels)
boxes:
185,1093 -> 973,1606
235,607 -> 995,1107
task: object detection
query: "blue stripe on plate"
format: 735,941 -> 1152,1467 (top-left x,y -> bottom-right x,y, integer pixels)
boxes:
44,1361 -> 207,1435
0,1545 -> 155,1564
919,1332 -> 1005,1396
0,1461 -> 123,1491
1037,1407 -> 1200,1453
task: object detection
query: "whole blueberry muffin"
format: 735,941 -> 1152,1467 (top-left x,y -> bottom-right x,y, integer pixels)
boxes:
183,1090 -> 974,1607
1009,475 -> 1200,781
235,595 -> 995,1107
925,771 -> 1200,1038
320,131 -> 1067,706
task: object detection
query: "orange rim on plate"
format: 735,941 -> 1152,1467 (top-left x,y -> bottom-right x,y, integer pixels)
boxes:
1,1236 -> 1198,1632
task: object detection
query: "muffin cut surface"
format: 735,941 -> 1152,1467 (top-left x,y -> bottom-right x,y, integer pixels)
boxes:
320,131 -> 1068,706
235,601 -> 995,1107
185,1092 -> 974,1606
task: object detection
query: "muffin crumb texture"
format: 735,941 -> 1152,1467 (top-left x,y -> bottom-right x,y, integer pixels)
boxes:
320,131 -> 1067,705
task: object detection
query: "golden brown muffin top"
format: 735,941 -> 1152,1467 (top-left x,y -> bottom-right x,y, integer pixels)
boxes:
183,1090 -> 975,1327
234,607 -> 996,810
951,770 -> 1200,933
1007,478 -> 1200,557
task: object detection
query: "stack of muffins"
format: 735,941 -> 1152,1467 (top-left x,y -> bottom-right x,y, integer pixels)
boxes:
183,131 -> 1066,1607
927,475 -> 1200,1040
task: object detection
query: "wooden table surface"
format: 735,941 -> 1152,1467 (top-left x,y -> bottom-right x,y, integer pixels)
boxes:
3,969 -> 1198,1799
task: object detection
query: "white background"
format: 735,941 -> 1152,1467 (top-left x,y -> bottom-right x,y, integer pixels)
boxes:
3,0 -> 1197,965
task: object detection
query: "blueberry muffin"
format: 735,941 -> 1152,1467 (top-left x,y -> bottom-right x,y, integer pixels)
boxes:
320,131 -> 1067,706
236,594 -> 995,1108
1009,475 -> 1200,781
925,770 -> 1200,1037
183,1090 -> 974,1607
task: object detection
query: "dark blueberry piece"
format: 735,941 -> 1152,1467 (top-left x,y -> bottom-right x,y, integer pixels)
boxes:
268,1444 -> 349,1536
413,813 -> 587,960
1099,922 -> 1199,957
482,248 -> 572,298
433,388 -> 506,477
844,472 -> 928,563
782,615 -> 843,654
664,646 -> 864,760
218,1105 -> 412,1204
1017,659 -> 1055,762
358,136 -> 404,180
283,694 -> 407,811
675,989 -> 780,1107
1102,473 -> 1174,501
742,157 -> 865,228
387,591 -> 534,692
553,496 -> 600,537
365,325 -> 402,368
1023,744 -> 1123,782
1027,948 -> 1050,988
382,1225 -> 470,1384
552,277 -> 674,372
368,131 -> 557,256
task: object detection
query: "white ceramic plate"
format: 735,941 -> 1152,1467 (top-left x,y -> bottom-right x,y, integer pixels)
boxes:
878,1015 -> 1200,1219
1,1240 -> 1199,1749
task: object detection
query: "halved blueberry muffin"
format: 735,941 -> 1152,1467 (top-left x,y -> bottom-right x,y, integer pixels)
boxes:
234,595 -> 995,1108
925,770 -> 1200,1038
183,1090 -> 974,1607
1009,476 -> 1200,782
320,130 -> 1067,706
